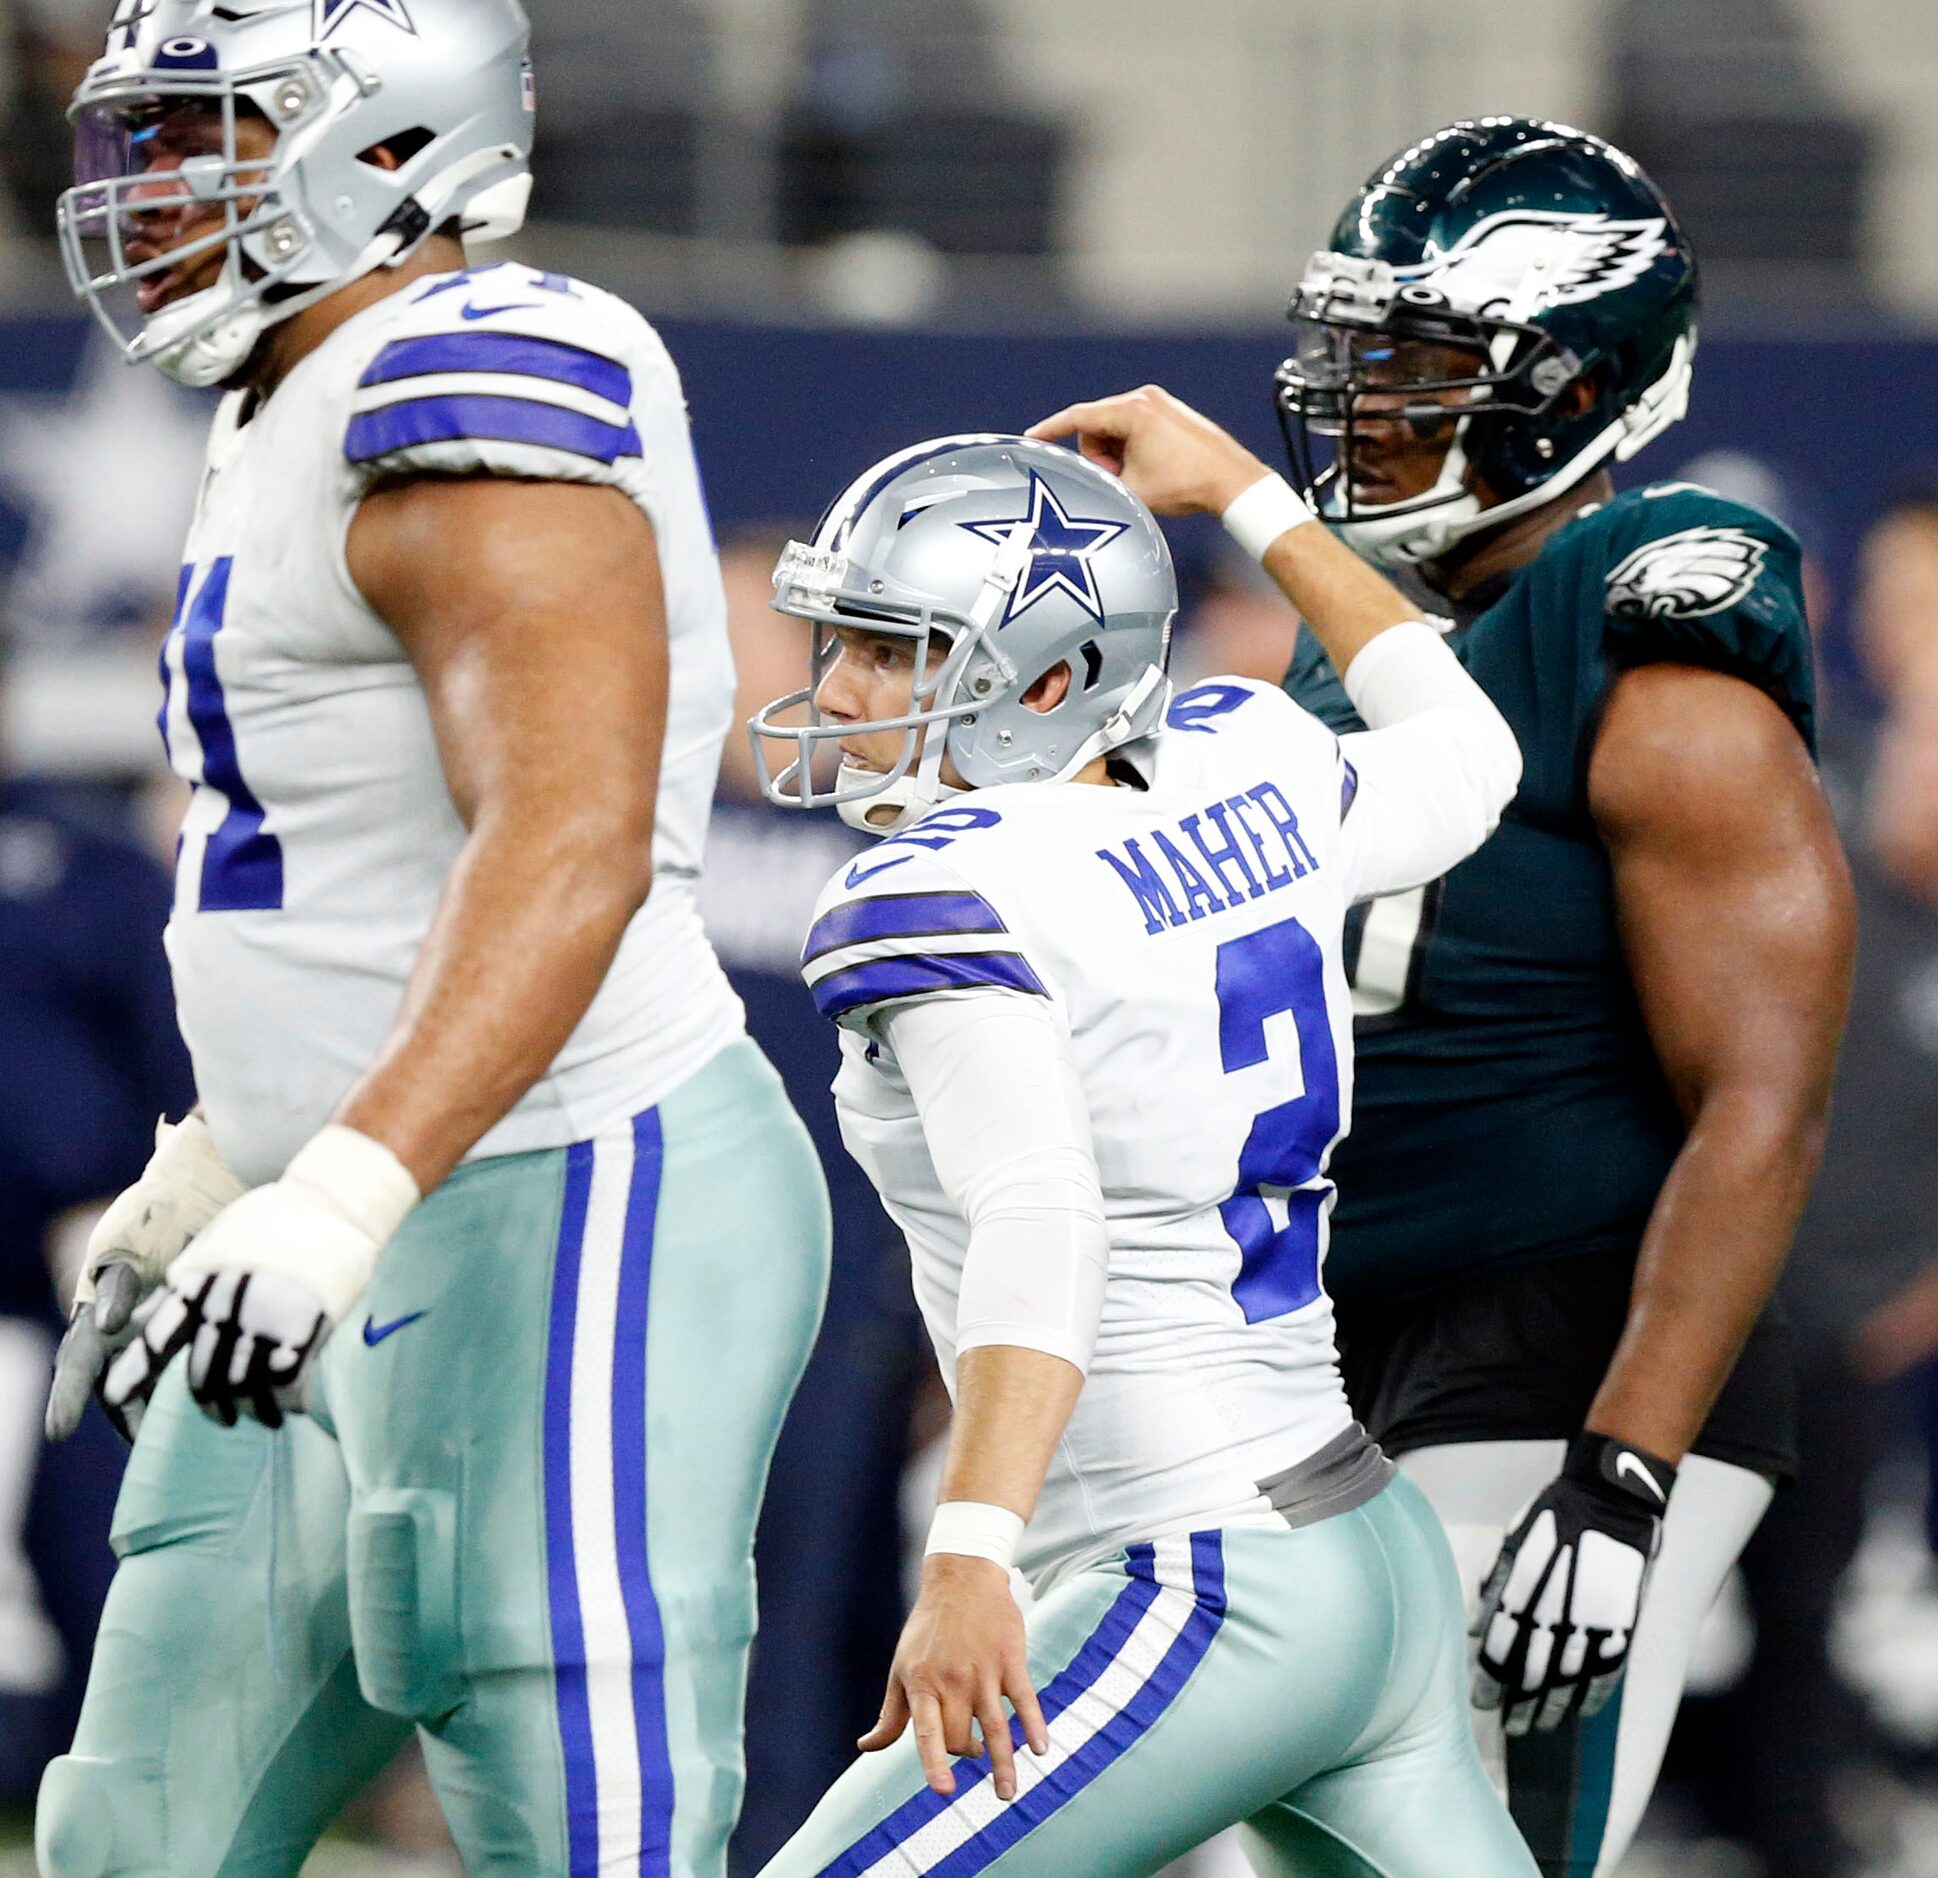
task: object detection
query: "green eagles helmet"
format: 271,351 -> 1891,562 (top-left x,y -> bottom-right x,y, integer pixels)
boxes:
1274,118 -> 1698,567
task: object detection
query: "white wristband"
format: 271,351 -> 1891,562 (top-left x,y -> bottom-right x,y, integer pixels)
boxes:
283,1125 -> 421,1247
925,1500 -> 1026,1570
1221,472 -> 1317,564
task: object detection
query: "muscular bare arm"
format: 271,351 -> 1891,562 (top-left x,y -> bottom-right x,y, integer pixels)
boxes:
339,476 -> 667,1193
1585,663 -> 1855,1463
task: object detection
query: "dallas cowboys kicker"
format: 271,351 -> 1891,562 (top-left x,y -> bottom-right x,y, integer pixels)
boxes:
38,3 -> 829,1873
746,408 -> 1538,1878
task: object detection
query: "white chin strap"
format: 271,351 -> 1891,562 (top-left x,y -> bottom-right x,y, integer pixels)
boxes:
145,282 -> 267,389
835,762 -> 962,835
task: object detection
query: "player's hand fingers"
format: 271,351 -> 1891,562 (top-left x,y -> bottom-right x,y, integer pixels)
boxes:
1520,1620 -> 1555,1698
187,1314 -> 242,1428
1470,1543 -> 1516,1637
938,1680 -> 981,1760
1006,1660 -> 1050,1758
1580,1662 -> 1624,1720
48,1261 -> 152,1441
858,1677 -> 910,1752
1534,1674 -> 1585,1734
1500,1513 -> 1560,1614
1025,396 -> 1134,447
1470,1661 -> 1506,1712
977,1683 -> 1019,1801
1502,1689 -> 1537,1738
94,1259 -> 143,1337
909,1688 -> 956,1797
103,1286 -> 195,1420
46,1309 -> 107,1443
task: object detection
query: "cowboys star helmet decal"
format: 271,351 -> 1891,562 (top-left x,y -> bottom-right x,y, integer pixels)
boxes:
960,471 -> 1128,626
1606,527 -> 1769,620
1400,210 -> 1671,316
315,0 -> 416,39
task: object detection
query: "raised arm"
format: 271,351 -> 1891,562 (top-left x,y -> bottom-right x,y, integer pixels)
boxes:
1029,385 -> 1414,673
1029,387 -> 1519,891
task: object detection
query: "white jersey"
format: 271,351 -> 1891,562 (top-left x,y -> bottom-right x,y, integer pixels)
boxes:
803,678 -> 1391,1581
159,261 -> 743,1185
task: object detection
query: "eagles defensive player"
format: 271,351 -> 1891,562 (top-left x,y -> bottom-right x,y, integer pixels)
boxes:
37,3 -> 829,1873
1274,121 -> 1855,1874
748,414 -> 1537,1877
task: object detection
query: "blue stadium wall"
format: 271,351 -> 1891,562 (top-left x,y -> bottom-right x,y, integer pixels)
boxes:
3,314 -> 1928,689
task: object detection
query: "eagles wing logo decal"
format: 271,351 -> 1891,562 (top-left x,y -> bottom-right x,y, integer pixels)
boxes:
315,0 -> 416,38
1606,527 -> 1768,621
1399,211 -> 1671,316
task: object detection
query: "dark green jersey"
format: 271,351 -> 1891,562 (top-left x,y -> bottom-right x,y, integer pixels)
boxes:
1286,483 -> 1816,1308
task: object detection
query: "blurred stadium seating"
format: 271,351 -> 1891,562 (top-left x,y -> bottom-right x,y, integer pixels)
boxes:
7,2 -> 1938,1873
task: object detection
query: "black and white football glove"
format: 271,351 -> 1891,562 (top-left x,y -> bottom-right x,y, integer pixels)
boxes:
1471,1433 -> 1676,1736
105,1262 -> 333,1434
102,1126 -> 419,1437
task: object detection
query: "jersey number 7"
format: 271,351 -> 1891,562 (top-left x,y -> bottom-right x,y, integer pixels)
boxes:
1214,916 -> 1340,1323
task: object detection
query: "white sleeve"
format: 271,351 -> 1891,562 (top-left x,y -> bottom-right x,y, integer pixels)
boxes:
339,269 -> 674,519
880,990 -> 1109,1375
1335,622 -> 1523,902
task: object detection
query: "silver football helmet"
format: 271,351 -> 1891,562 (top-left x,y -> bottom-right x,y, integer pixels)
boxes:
751,435 -> 1176,835
59,0 -> 534,388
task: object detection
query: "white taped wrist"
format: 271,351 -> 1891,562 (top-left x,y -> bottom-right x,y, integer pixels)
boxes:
1221,473 -> 1317,563
284,1126 -> 421,1247
925,1501 -> 1025,1570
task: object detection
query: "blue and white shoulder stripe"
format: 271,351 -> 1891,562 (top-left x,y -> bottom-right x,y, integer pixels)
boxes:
345,325 -> 642,471
801,884 -> 1047,1023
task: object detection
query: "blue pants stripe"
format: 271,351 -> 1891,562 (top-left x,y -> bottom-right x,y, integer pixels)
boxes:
544,1139 -> 601,1876
816,1537 -> 1227,1878
614,1108 -> 674,1877
929,1536 -> 1228,1878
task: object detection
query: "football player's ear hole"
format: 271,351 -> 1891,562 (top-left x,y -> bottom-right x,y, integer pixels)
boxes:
1021,662 -> 1073,715
356,129 -> 437,173
1559,370 -> 1602,419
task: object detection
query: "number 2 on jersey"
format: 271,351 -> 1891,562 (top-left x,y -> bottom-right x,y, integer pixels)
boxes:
160,558 -> 285,913
1214,916 -> 1340,1322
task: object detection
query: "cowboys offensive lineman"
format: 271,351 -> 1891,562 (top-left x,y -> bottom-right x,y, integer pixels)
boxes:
37,3 -> 829,1872
747,404 -> 1538,1877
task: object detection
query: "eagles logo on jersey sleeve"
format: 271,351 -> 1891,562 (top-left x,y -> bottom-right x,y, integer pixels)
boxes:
340,261 -> 655,493
1598,485 -> 1815,748
800,844 -> 1048,1031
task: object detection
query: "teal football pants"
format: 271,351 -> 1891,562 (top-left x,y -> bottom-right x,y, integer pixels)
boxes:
761,1476 -> 1538,1878
37,1038 -> 831,1877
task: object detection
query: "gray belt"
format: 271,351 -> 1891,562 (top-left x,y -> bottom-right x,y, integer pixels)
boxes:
1256,1423 -> 1395,1531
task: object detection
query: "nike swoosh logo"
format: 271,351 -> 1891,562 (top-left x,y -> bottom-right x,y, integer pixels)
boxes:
845,853 -> 913,889
362,1311 -> 427,1347
461,301 -> 541,321
1615,1451 -> 1667,1503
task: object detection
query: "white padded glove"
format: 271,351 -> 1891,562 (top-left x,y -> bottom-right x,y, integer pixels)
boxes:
45,1115 -> 248,1442
102,1126 -> 418,1437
